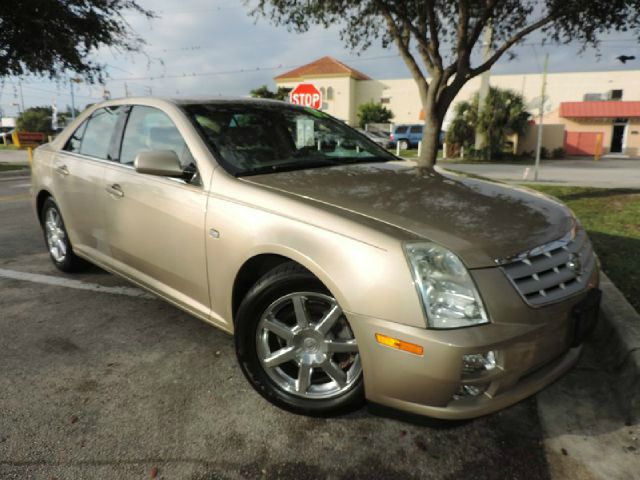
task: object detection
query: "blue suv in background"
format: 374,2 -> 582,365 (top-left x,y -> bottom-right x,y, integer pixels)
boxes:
389,124 -> 444,150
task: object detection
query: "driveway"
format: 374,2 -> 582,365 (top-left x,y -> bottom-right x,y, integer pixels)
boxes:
440,158 -> 640,188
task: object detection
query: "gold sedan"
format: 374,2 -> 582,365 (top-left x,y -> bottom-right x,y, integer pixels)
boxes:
31,98 -> 600,419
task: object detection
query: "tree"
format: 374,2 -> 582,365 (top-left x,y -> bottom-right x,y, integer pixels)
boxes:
16,106 -> 53,133
250,85 -> 291,101
357,101 -> 394,128
447,87 -> 529,158
250,1 -> 640,167
1,1 -> 154,80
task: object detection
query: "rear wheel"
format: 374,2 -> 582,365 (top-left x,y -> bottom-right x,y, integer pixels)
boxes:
235,262 -> 364,416
398,139 -> 410,150
41,197 -> 87,272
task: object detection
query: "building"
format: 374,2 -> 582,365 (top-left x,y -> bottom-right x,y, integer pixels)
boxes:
274,56 -> 640,156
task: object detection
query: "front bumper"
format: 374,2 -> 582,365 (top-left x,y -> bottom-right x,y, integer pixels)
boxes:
346,267 -> 600,420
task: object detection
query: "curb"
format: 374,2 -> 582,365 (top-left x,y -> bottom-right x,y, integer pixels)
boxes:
0,168 -> 30,179
599,272 -> 640,423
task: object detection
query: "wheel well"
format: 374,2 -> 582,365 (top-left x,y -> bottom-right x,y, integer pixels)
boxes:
36,190 -> 52,224
232,254 -> 304,321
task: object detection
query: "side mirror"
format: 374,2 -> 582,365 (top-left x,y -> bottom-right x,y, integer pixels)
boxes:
134,150 -> 183,177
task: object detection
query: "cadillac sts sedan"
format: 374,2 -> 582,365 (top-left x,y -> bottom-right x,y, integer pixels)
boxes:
31,97 -> 601,419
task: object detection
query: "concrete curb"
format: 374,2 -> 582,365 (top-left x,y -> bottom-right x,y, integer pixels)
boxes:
599,273 -> 640,423
0,168 -> 30,179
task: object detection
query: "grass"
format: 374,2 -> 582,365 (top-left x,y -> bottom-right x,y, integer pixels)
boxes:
0,144 -> 20,150
526,185 -> 640,312
0,164 -> 28,172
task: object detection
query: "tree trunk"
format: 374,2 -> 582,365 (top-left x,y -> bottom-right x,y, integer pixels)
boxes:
417,111 -> 443,168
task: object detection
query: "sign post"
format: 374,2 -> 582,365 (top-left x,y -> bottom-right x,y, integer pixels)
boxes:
290,84 -> 323,110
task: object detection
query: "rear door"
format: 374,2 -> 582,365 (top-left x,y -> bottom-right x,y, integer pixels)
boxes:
409,125 -> 423,146
102,105 -> 210,318
52,106 -> 125,257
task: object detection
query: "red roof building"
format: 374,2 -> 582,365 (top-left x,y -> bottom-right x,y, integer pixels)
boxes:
274,56 -> 372,81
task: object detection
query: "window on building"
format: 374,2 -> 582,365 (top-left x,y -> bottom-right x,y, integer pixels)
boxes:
583,93 -> 604,101
609,89 -> 623,101
320,87 -> 326,97
326,87 -> 334,100
380,97 -> 390,104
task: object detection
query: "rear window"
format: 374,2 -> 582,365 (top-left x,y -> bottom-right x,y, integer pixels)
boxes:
409,125 -> 423,134
394,126 -> 408,134
79,107 -> 123,160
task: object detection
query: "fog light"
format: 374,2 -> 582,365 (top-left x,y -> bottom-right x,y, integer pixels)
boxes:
454,383 -> 489,399
462,351 -> 496,376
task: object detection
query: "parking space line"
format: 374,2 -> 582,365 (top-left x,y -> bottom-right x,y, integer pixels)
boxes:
0,268 -> 155,299
0,194 -> 30,202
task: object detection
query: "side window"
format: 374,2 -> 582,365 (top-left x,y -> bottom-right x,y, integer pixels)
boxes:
63,120 -> 88,153
395,126 -> 408,134
409,125 -> 423,134
120,106 -> 190,167
79,107 -> 123,159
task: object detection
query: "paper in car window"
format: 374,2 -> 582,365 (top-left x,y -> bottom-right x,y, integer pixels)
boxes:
296,118 -> 315,148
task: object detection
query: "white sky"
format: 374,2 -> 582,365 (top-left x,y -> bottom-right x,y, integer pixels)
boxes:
1,0 -> 638,117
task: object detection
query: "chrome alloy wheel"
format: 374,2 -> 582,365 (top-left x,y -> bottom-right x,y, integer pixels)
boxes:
256,292 -> 361,399
44,207 -> 67,263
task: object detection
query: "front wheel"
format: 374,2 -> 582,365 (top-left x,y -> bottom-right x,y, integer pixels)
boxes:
235,262 -> 364,416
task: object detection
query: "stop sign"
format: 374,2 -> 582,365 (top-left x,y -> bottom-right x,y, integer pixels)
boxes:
290,83 -> 323,109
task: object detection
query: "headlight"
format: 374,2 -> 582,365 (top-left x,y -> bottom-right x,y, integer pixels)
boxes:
405,242 -> 489,329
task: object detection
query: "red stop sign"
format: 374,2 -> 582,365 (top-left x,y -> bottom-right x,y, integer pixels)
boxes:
290,83 -> 323,109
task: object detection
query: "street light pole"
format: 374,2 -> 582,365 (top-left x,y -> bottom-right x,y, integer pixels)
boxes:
534,54 -> 549,182
69,79 -> 76,120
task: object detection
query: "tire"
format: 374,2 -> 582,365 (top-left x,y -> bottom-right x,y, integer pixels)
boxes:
235,262 -> 365,416
398,139 -> 410,150
40,197 -> 87,272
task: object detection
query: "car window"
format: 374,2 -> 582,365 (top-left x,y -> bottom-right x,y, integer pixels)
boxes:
120,106 -> 191,167
185,103 -> 396,176
395,126 -> 408,134
63,119 -> 89,153
79,107 -> 123,159
409,125 -> 423,134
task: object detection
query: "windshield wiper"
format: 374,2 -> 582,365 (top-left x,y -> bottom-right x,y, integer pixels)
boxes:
236,158 -> 342,177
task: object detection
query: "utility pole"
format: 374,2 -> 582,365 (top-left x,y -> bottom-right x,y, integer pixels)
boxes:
18,81 -> 25,113
69,79 -> 76,120
124,82 -> 130,97
474,24 -> 493,150
534,54 -> 549,182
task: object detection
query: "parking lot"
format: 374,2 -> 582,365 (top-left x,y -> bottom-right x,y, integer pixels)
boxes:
0,175 -> 556,479
1,173 -> 638,479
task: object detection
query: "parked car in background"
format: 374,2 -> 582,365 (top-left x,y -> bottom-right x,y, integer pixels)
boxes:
389,124 -> 444,150
0,127 -> 15,145
356,128 -> 390,148
31,97 -> 600,420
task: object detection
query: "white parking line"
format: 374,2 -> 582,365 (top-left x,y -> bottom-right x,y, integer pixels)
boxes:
0,268 -> 155,299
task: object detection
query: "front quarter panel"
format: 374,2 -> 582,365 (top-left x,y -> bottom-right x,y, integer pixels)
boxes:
205,169 -> 426,332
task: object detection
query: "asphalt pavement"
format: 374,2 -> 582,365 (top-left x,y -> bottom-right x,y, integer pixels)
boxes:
441,158 -> 640,188
0,175 -> 637,479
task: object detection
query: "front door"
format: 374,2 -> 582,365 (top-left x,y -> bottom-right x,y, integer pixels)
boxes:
102,105 -> 210,318
610,123 -> 626,153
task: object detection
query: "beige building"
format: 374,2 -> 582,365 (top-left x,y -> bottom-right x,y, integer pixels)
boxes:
274,56 -> 640,156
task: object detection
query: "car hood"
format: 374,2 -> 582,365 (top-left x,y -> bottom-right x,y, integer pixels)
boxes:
242,161 -> 574,268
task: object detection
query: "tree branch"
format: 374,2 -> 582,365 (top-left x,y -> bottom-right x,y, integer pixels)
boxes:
375,1 -> 430,102
470,15 -> 556,77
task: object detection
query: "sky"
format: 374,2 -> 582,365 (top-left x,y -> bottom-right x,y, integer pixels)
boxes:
1,0 -> 638,118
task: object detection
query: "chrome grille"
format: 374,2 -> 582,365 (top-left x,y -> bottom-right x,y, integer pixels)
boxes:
499,228 -> 596,306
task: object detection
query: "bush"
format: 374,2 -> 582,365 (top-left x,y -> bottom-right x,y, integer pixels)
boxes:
357,101 -> 394,129
552,147 -> 565,159
540,146 -> 550,160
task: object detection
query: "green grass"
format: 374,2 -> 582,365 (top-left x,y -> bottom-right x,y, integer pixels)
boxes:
0,144 -> 20,150
526,185 -> 640,312
0,164 -> 28,172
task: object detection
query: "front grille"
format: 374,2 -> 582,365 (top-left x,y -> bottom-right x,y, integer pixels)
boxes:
499,228 -> 596,306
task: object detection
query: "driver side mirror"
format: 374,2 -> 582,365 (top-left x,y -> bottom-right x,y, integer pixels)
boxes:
134,150 -> 183,177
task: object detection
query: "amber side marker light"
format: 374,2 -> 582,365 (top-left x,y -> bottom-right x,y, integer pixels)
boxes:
375,333 -> 424,356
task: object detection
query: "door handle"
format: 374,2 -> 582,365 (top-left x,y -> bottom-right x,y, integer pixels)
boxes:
105,183 -> 124,198
55,165 -> 69,176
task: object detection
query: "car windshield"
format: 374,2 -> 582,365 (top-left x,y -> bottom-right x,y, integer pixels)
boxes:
184,103 -> 397,176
